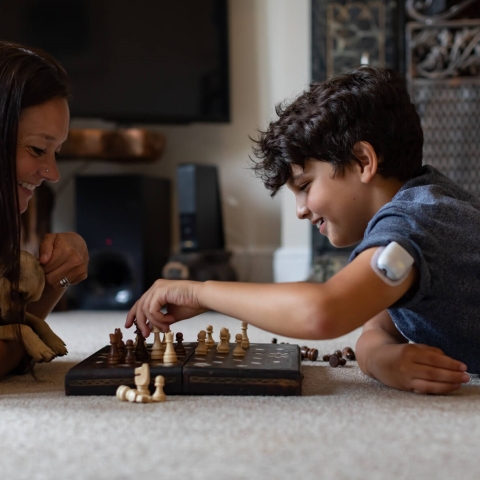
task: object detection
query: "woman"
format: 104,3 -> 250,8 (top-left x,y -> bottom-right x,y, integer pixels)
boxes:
0,41 -> 89,378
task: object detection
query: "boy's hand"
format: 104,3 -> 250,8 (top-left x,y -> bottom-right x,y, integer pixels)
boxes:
367,342 -> 470,394
125,279 -> 208,337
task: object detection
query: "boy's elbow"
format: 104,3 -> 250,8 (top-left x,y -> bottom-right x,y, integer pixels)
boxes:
301,298 -> 340,339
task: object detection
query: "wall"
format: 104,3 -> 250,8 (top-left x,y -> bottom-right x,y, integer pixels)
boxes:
51,0 -> 312,283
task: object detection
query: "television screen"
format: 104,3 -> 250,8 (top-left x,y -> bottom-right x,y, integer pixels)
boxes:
0,0 -> 230,124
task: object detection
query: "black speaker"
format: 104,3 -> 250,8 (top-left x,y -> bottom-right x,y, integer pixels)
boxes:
177,164 -> 225,252
74,175 -> 171,310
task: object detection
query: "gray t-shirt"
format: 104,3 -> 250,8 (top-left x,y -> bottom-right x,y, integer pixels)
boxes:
350,165 -> 480,373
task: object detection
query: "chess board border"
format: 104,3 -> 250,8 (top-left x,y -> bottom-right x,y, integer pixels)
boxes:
65,343 -> 302,396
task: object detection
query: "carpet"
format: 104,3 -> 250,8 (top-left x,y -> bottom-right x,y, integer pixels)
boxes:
1,311 -> 479,480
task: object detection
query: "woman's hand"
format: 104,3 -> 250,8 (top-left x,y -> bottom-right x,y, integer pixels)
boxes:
38,232 -> 89,289
125,279 -> 208,338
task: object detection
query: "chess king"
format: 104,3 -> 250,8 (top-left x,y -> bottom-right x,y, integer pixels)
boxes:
0,250 -> 68,363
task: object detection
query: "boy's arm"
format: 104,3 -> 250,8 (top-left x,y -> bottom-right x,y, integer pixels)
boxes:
127,247 -> 415,339
356,310 -> 469,394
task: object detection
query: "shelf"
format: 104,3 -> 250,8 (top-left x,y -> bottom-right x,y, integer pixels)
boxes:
60,128 -> 166,162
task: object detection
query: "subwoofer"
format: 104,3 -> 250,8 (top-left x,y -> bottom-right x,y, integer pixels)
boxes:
74,175 -> 171,310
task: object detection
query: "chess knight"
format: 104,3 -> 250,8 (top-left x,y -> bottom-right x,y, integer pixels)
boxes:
0,250 -> 68,363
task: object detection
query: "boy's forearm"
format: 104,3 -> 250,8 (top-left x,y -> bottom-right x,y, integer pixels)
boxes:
356,311 -> 407,379
198,280 -> 345,339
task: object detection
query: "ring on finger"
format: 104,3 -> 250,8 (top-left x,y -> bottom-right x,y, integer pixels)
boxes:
59,277 -> 71,288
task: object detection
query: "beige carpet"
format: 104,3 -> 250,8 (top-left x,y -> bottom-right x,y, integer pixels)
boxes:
1,311 -> 479,480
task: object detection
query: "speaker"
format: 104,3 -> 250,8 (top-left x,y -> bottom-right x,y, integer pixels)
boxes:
177,164 -> 225,252
74,175 -> 171,310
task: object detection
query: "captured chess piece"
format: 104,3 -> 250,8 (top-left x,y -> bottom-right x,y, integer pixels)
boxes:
175,332 -> 186,357
342,346 -> 356,360
205,325 -> 215,349
216,327 -> 230,354
232,333 -> 246,357
241,321 -> 250,349
163,331 -> 178,363
300,345 -> 319,361
151,326 -> 164,360
328,353 -> 346,368
152,376 -> 166,402
108,332 -> 121,365
195,330 -> 208,355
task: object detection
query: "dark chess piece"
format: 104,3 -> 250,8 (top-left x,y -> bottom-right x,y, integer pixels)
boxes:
134,328 -> 150,362
125,339 -> 136,364
115,328 -> 126,362
342,346 -> 356,360
300,346 -> 319,361
108,332 -> 121,364
175,332 -> 186,357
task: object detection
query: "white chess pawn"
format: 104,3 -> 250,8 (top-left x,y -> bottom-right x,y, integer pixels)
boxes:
152,375 -> 167,402
163,331 -> 178,363
116,385 -> 131,401
217,327 -> 230,354
195,330 -> 208,355
151,326 -> 164,360
241,321 -> 250,349
232,333 -> 246,357
205,325 -> 215,349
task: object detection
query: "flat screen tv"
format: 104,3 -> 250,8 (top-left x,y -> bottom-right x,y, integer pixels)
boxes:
0,0 -> 230,124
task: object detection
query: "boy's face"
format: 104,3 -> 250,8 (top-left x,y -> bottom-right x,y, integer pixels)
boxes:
287,159 -> 374,248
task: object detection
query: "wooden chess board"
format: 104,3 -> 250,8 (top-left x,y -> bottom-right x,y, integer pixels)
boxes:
65,342 -> 302,396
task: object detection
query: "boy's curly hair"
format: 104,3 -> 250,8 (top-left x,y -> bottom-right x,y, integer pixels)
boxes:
251,66 -> 424,196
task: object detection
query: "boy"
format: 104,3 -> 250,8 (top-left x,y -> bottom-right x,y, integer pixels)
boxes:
126,66 -> 479,394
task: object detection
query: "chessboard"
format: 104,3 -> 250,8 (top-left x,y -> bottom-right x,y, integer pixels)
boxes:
65,329 -> 302,397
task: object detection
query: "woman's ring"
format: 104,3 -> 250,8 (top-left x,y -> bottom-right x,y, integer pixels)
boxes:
59,277 -> 71,288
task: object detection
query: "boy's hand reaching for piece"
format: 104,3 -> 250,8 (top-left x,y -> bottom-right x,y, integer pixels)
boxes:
367,342 -> 470,394
125,279 -> 208,337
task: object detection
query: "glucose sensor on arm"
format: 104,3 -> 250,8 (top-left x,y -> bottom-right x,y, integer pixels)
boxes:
371,242 -> 414,286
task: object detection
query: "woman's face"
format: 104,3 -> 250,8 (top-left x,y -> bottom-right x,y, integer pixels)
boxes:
16,97 -> 70,213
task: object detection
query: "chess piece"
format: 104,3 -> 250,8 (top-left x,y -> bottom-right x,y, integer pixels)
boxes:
216,327 -> 230,354
175,332 -> 186,357
115,328 -> 126,361
107,332 -> 121,364
134,327 -> 150,362
205,325 -> 215,349
152,375 -> 166,402
134,363 -> 151,396
116,385 -> 131,401
195,330 -> 208,355
300,346 -> 318,361
163,331 -> 178,363
161,332 -> 167,353
151,326 -> 164,360
342,346 -> 356,360
125,339 -> 136,364
226,328 -> 231,342
241,321 -> 250,349
232,333 -> 245,357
